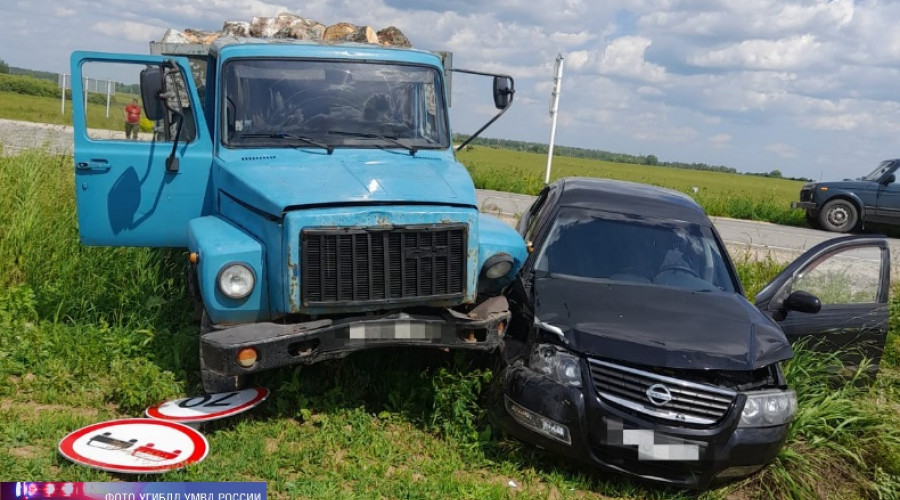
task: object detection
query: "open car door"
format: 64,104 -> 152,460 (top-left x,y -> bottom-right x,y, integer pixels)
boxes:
71,51 -> 212,247
755,235 -> 890,373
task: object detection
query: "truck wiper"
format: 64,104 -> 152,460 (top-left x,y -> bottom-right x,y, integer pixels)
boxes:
328,130 -> 417,156
240,132 -> 333,155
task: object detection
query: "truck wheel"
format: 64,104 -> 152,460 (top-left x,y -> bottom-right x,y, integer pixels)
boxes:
818,199 -> 858,233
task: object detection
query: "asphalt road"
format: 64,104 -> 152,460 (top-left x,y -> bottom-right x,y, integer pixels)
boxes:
475,189 -> 900,267
3,118 -> 898,269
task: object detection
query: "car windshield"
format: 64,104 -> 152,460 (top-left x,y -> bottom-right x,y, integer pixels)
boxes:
861,160 -> 894,181
534,208 -> 736,293
222,59 -> 448,150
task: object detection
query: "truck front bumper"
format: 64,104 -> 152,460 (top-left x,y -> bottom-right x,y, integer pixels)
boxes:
199,297 -> 510,392
790,201 -> 817,210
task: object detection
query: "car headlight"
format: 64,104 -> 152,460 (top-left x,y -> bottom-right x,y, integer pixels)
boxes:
217,263 -> 255,299
482,253 -> 514,280
529,344 -> 582,387
739,389 -> 796,427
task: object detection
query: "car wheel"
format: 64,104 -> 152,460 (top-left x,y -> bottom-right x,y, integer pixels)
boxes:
818,199 -> 858,233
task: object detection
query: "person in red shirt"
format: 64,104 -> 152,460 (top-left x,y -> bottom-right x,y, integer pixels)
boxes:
124,98 -> 141,140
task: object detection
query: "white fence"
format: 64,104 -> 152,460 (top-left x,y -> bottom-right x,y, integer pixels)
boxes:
58,74 -> 117,117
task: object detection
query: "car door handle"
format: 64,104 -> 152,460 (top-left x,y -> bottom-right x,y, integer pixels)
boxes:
76,159 -> 111,172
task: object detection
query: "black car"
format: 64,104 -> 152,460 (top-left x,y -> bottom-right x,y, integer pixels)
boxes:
792,159 -> 900,232
493,178 -> 890,489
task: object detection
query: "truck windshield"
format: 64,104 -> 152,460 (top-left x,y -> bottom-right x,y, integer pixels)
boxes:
222,59 -> 448,150
534,208 -> 737,293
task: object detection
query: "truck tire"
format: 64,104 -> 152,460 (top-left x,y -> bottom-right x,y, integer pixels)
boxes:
818,199 -> 858,233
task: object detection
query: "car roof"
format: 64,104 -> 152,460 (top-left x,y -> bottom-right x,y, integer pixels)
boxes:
553,177 -> 712,225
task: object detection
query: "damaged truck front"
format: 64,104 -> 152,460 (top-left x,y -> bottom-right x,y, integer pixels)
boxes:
70,37 -> 525,392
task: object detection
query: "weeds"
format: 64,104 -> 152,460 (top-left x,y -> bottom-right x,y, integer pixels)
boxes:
748,347 -> 900,499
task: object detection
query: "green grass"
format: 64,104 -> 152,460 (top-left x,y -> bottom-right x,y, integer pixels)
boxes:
458,146 -> 807,226
1,149 -> 898,499
0,90 -> 140,131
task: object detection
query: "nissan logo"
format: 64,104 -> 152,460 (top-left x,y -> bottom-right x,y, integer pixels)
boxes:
646,384 -> 673,406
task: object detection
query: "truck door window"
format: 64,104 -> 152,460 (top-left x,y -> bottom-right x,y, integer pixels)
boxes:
80,61 -> 196,143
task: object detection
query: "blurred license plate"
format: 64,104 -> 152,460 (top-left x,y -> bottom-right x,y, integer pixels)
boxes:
348,322 -> 442,340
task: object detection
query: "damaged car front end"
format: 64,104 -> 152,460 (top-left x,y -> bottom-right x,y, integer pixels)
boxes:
493,178 -> 890,488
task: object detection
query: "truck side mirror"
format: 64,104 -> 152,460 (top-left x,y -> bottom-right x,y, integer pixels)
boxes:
493,76 -> 514,109
140,66 -> 165,121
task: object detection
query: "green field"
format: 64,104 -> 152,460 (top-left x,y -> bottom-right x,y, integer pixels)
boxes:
458,147 -> 808,226
0,90 -> 142,132
1,149 -> 898,499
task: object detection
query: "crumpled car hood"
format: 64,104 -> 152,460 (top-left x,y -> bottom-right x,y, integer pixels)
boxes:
533,277 -> 793,371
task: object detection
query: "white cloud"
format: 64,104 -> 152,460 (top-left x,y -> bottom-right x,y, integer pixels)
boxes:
565,50 -> 592,71
549,30 -> 595,46
91,20 -> 163,43
709,133 -> 731,148
766,142 -> 798,159
802,113 -> 872,131
53,6 -> 75,17
689,34 -> 823,70
599,36 -> 666,82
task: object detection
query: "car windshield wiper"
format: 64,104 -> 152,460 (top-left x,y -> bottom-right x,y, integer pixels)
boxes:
239,132 -> 333,154
327,130 -> 417,156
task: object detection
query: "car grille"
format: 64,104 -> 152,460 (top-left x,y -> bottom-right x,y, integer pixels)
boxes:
588,359 -> 736,426
301,224 -> 467,306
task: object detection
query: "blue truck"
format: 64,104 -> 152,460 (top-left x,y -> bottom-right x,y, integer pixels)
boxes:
70,37 -> 526,392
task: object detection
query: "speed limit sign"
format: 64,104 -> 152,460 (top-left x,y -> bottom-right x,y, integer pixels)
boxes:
146,387 -> 269,423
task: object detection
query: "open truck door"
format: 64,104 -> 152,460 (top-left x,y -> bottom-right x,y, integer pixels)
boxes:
71,52 -> 212,247
755,235 -> 891,373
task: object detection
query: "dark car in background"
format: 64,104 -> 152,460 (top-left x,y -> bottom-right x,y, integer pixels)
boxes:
492,178 -> 890,488
792,159 -> 900,232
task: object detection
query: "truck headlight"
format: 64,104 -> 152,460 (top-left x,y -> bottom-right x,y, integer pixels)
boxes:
482,253 -> 514,280
529,344 -> 582,387
739,389 -> 796,427
217,263 -> 255,299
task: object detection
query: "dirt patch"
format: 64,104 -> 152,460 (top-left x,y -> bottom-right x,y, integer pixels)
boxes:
10,445 -> 38,459
0,399 -> 109,421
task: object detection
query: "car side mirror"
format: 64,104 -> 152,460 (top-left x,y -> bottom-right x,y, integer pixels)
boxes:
140,66 -> 165,121
493,76 -> 514,109
882,174 -> 895,185
784,290 -> 821,314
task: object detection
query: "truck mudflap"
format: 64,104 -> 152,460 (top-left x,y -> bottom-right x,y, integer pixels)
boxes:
199,296 -> 510,393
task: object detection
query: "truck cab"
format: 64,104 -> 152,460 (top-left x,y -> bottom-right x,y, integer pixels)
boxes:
70,38 -> 526,392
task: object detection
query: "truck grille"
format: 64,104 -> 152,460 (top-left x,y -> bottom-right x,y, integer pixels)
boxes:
302,224 -> 467,306
589,359 -> 736,426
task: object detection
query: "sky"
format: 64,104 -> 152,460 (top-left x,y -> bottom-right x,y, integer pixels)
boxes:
2,0 -> 900,180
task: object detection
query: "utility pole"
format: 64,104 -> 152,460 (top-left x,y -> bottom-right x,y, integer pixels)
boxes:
545,54 -> 564,185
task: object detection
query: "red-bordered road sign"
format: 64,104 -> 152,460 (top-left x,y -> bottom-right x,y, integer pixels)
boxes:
58,418 -> 208,473
145,387 -> 269,423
